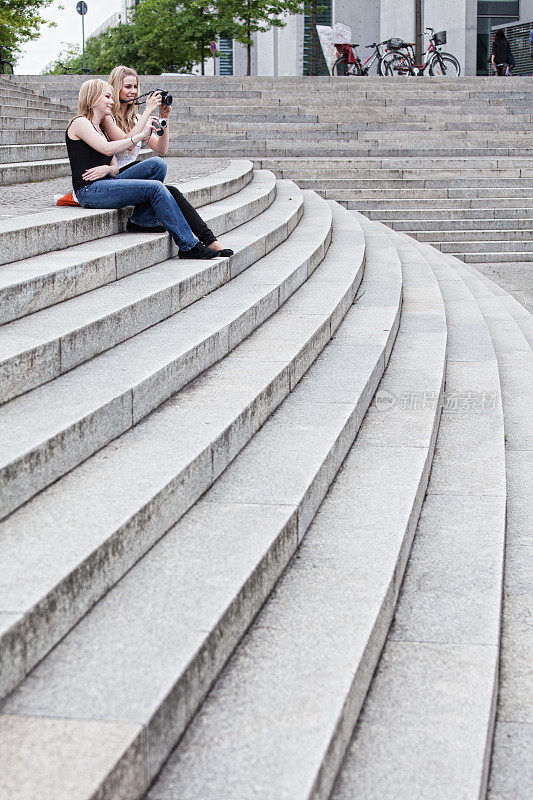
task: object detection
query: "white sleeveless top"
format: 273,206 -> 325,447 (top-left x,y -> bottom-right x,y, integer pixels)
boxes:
110,114 -> 142,169
115,140 -> 141,169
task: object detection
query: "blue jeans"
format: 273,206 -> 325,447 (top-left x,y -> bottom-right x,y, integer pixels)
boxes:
76,157 -> 198,251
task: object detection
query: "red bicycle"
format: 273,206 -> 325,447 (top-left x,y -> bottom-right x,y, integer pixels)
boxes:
385,28 -> 461,76
332,40 -> 396,77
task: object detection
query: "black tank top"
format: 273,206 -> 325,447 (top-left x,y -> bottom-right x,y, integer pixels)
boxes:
65,118 -> 113,191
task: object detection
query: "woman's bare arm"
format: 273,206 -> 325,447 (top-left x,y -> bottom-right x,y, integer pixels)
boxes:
69,116 -> 153,156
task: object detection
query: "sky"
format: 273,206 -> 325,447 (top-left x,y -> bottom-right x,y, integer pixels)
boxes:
16,0 -> 121,74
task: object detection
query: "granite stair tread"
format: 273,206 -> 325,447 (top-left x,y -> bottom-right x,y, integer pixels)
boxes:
0,179 -> 304,520
0,169 -> 278,400
0,159 -> 253,266
143,213 -> 446,800
0,188 -> 341,699
0,203 -> 368,800
330,228 -> 506,800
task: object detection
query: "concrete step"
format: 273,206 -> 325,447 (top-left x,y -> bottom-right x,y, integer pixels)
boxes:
435,239 -> 533,254
0,103 -> 70,119
0,205 -> 400,800
320,188 -> 533,201
0,128 -> 68,145
181,117 -> 533,132
0,168 -> 274,326
172,145 -> 533,159
0,187 -> 334,699
0,142 -> 67,164
413,229 -> 533,242
256,157 -> 533,171
296,178 -> 533,190
362,207 -> 530,221
174,110 -> 318,122
390,217 -> 533,231
169,129 -> 533,144
0,159 -> 253,266
144,216 -> 446,800
0,204 -> 365,790
442,255 -> 533,800
330,225 -> 505,800
0,178 -> 303,520
286,168 -> 525,180
0,157 -> 71,184
0,170 -> 279,402
461,251 -> 533,263
345,197 -> 533,210
458,260 -> 533,348
0,95 -> 71,113
0,115 -> 68,130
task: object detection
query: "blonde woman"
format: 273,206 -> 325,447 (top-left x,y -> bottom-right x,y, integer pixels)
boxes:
66,79 -> 217,259
103,65 -> 233,256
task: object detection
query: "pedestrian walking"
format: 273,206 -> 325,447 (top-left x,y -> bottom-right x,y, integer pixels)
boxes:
491,29 -> 514,76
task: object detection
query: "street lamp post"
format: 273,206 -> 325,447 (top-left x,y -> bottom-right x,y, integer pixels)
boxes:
76,1 -> 88,73
415,0 -> 422,65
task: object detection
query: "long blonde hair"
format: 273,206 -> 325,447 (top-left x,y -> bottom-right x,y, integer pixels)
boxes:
109,65 -> 139,133
76,78 -> 113,122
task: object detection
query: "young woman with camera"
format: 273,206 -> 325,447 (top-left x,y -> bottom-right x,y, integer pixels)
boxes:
65,79 -> 218,259
102,65 -> 233,256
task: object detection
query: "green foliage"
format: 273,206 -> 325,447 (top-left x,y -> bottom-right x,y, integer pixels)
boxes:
43,0 -> 306,75
0,0 -> 56,62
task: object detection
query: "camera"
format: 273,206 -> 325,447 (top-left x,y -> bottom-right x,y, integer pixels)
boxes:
153,118 -> 168,137
155,89 -> 173,106
133,90 -> 173,107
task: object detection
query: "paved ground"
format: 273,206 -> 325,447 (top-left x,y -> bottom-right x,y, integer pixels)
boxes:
473,261 -> 533,316
0,157 -> 230,217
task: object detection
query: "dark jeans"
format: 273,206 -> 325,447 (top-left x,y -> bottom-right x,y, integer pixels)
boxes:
120,160 -> 217,246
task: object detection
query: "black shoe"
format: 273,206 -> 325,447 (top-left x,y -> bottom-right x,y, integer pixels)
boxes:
216,248 -> 234,257
126,218 -> 166,234
178,242 -> 218,260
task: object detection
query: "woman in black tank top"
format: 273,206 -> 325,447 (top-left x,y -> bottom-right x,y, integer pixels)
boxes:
66,79 -> 217,260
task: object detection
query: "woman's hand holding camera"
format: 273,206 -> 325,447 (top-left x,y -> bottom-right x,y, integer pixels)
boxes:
146,91 -> 163,114
141,116 -> 158,141
159,100 -> 172,119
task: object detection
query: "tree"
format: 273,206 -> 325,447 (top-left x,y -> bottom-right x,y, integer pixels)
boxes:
0,0 -> 56,62
220,0 -> 303,76
308,0 -> 319,75
175,1 -> 230,75
132,0 -> 198,73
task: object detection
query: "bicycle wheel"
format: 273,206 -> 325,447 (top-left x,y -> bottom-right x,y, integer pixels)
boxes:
383,54 -> 412,76
379,51 -> 401,76
429,53 -> 461,76
332,57 -> 361,76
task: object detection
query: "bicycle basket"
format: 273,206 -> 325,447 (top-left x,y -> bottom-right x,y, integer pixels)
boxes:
433,30 -> 447,45
387,37 -> 405,50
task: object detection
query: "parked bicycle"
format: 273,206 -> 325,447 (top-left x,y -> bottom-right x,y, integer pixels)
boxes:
385,28 -> 461,76
332,40 -> 397,77
0,45 -> 14,75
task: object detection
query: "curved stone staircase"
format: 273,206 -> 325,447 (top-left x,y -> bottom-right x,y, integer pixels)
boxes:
0,74 -> 531,800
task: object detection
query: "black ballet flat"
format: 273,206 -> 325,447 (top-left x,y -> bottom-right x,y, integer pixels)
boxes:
216,248 -> 234,257
126,219 -> 166,234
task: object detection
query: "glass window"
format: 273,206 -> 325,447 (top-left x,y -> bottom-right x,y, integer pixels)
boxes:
478,2 -> 519,16
218,37 -> 233,76
303,0 -> 332,75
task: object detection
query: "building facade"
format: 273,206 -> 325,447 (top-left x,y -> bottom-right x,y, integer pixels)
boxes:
213,0 -> 533,76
